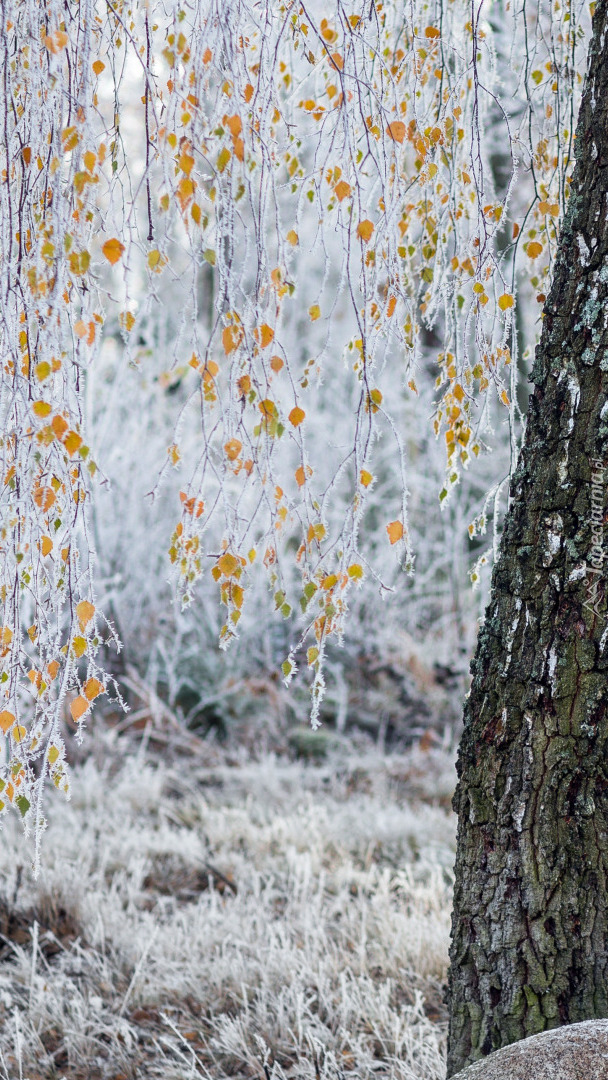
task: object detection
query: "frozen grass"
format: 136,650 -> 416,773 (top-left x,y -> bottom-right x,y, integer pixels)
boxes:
0,737 -> 456,1079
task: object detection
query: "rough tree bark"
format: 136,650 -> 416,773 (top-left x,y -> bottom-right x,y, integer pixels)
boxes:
447,2 -> 608,1074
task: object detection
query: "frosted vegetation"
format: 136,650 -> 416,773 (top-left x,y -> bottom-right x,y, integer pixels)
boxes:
0,0 -> 591,841
0,735 -> 456,1079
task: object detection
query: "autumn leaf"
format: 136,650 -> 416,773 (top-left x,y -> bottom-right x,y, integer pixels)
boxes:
271,355 -> 284,372
70,696 -> 90,723
0,711 -> 14,734
41,536 -> 53,556
286,230 -> 299,246
217,552 -> 239,576
335,180 -> 351,201
224,438 -> 242,461
92,60 -> 105,76
498,293 -> 514,311
102,238 -> 125,265
360,469 -> 373,487
84,677 -> 104,701
357,219 -> 374,242
289,406 -> 305,427
386,121 -> 406,144
527,241 -> 543,259
386,520 -> 404,544
309,304 -> 321,321
76,600 -> 95,630
255,324 -> 274,348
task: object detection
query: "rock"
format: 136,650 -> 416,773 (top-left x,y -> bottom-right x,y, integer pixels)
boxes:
449,1020 -> 608,1080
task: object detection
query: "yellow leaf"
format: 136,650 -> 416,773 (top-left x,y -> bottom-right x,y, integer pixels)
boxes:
0,627 -> 11,645
64,431 -> 83,456
386,121 -> 406,144
360,469 -> 373,487
102,238 -> 125,265
501,390 -> 510,406
498,293 -> 514,311
258,398 -> 277,418
289,406 -> 305,427
309,304 -> 321,321
191,202 -> 201,225
217,147 -> 231,173
357,219 -> 374,242
92,59 -> 105,75
35,361 -> 51,381
424,25 -> 441,37
76,600 -> 95,630
72,636 -> 87,658
0,711 -> 14,734
120,311 -> 135,333
33,401 -> 51,418
386,520 -> 404,544
47,660 -> 60,680
224,438 -> 242,461
83,150 -> 96,173
218,552 -> 239,576
147,249 -> 166,271
12,726 -> 26,743
527,241 -> 543,259
70,696 -> 89,722
348,564 -> 364,579
41,536 -> 53,556
48,745 -> 60,764
84,677 -> 104,701
322,574 -> 338,589
286,230 -> 299,246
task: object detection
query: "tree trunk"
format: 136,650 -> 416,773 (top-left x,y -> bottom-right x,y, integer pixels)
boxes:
447,2 -> 608,1074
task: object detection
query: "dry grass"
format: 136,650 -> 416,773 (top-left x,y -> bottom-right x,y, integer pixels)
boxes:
0,736 -> 456,1079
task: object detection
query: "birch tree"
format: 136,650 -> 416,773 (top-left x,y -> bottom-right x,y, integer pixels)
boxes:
1,0 -> 604,1064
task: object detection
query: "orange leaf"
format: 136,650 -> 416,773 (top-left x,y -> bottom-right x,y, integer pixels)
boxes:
286,230 -> 299,246
357,219 -> 374,242
41,536 -> 53,556
224,114 -> 242,137
92,60 -> 105,75
64,431 -> 83,456
224,438 -> 242,461
334,180 -> 351,202
47,660 -> 60,680
244,83 -> 254,103
52,414 -> 68,440
33,485 -> 55,511
70,696 -> 89,722
386,121 -> 406,144
386,520 -> 404,544
527,241 -> 543,259
295,466 -> 306,487
270,355 -> 284,372
289,406 -> 305,427
102,238 -> 125,265
222,326 -> 239,354
255,323 -> 274,349
84,677 -> 104,701
0,711 -> 15,734
76,600 -> 95,630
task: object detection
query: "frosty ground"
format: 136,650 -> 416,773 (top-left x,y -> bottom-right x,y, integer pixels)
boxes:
0,731 -> 456,1080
